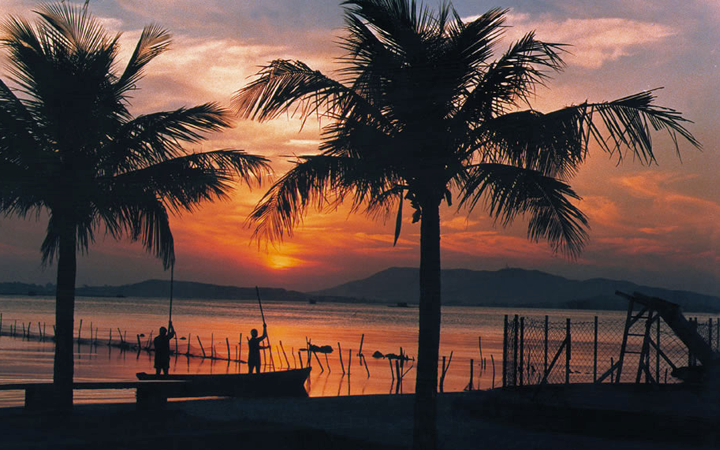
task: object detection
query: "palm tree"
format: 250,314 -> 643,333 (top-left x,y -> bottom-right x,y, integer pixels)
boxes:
0,3 -> 270,408
234,1 -> 700,449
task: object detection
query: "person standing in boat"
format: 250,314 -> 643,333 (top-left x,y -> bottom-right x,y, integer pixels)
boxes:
247,323 -> 268,374
153,322 -> 176,375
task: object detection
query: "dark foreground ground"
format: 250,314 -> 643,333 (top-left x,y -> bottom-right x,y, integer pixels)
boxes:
2,385 -> 719,450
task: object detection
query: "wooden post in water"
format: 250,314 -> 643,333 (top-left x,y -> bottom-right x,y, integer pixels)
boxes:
491,354 -> 496,389
467,358 -> 474,391
197,335 -> 206,358
313,350 -> 324,373
478,337 -> 483,370
338,342 -> 345,374
395,359 -> 402,393
186,333 -> 191,355
226,337 -> 231,361
291,347 -> 297,368
280,341 -> 290,368
348,348 -> 352,376
298,350 -> 303,368
78,319 -> 83,342
238,333 -> 242,362
439,356 -> 446,393
108,328 -> 112,345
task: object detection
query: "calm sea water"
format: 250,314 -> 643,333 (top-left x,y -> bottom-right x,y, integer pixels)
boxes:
0,294 -> 663,406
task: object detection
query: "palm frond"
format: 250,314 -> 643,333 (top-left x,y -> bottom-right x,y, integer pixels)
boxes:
462,32 -> 566,120
581,89 -> 701,162
35,2 -> 113,56
115,24 -> 171,97
477,107 -> 585,179
101,103 -> 234,172
460,163 -> 588,257
249,154 -> 394,243
235,60 -> 345,123
110,149 -> 269,215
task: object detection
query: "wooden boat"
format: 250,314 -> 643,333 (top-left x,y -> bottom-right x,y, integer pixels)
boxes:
135,367 -> 311,399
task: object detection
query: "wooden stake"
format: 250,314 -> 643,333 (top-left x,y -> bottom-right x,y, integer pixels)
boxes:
226,337 -> 231,361
491,354 -> 495,389
348,348 -> 352,376
338,342 -> 345,374
280,341 -> 291,368
197,335 -> 206,358
478,336 -> 483,368
467,358 -> 474,391
313,350 -> 324,373
238,333 -> 242,361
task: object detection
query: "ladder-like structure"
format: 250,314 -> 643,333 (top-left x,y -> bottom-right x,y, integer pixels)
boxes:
597,291 -> 717,384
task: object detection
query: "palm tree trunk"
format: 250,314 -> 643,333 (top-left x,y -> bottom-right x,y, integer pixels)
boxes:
54,224 -> 76,409
412,199 -> 442,450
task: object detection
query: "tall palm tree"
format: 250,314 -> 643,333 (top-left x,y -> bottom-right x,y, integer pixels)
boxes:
234,1 -> 699,449
0,3 -> 270,408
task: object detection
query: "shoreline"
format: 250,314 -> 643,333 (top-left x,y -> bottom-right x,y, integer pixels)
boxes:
1,388 -> 717,449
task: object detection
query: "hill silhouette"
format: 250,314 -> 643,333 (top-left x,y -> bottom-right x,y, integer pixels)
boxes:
2,267 -> 718,312
311,267 -> 720,313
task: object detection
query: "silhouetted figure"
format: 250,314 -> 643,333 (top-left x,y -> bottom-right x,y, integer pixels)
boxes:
247,323 -> 268,374
153,322 -> 176,375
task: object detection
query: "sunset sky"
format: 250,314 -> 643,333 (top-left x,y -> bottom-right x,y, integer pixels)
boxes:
1,0 -> 719,296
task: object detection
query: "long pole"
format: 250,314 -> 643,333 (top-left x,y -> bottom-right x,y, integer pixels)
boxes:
255,286 -> 266,325
168,265 -> 175,327
255,286 -> 273,370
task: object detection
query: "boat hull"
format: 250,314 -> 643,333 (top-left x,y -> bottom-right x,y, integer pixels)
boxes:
136,367 -> 311,398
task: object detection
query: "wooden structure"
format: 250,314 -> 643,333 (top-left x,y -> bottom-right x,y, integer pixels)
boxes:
597,291 -> 719,384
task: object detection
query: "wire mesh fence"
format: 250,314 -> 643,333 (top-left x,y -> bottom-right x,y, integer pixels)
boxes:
503,313 -> 720,387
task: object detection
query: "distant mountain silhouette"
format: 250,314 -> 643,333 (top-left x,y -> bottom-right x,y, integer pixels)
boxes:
2,267 -> 719,312
311,267 -> 720,313
0,280 -> 308,302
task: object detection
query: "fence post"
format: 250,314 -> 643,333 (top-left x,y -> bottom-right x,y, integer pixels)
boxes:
709,318 -> 713,352
656,316 -> 661,382
544,315 -> 549,377
513,315 -> 519,387
519,317 -> 525,387
565,318 -> 571,384
593,316 -> 598,383
502,315 -> 508,388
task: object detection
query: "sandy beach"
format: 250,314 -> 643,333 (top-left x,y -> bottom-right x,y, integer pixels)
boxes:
2,387 -> 718,450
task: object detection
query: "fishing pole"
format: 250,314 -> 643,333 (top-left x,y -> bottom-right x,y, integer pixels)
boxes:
255,286 -> 274,370
168,264 -> 174,328
255,286 -> 266,326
